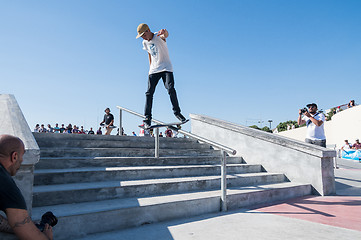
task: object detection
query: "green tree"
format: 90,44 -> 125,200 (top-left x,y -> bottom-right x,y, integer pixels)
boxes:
276,120 -> 299,132
261,126 -> 272,133
248,125 -> 272,133
249,125 -> 260,130
326,108 -> 336,121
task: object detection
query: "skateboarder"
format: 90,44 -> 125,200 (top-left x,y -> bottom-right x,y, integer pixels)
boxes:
136,23 -> 186,128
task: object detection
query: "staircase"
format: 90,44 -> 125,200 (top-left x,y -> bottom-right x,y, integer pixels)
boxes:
32,132 -> 311,239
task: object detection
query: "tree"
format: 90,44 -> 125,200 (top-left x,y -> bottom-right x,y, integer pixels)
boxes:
276,120 -> 299,132
249,125 -> 272,133
326,108 -> 336,121
261,126 -> 272,133
249,125 -> 260,130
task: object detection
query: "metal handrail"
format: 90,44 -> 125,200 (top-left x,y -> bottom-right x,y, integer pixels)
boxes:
116,106 -> 236,155
116,105 -> 236,211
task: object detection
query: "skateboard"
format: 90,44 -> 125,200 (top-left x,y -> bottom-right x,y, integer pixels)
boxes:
100,123 -> 117,128
139,119 -> 189,130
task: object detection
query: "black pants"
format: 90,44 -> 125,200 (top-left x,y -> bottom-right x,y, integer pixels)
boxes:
144,71 -> 181,119
305,138 -> 326,148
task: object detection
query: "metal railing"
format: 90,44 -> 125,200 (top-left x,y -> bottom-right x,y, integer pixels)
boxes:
116,106 -> 237,211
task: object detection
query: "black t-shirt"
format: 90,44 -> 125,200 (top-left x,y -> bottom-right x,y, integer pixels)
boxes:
103,113 -> 114,125
0,163 -> 27,212
88,130 -> 94,134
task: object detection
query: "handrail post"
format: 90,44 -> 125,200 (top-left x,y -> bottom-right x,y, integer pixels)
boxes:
119,109 -> 123,136
221,150 -> 227,211
155,128 -> 160,158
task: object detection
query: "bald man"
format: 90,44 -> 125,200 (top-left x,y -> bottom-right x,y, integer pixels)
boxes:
0,134 -> 53,240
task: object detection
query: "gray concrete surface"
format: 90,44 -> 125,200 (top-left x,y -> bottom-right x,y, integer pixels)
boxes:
76,208 -> 361,240
74,158 -> 361,240
0,94 -> 40,213
190,113 -> 336,196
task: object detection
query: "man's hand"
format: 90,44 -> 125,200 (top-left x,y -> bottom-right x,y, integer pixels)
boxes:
0,214 -> 13,233
304,111 -> 312,118
157,29 -> 168,40
298,109 -> 306,125
6,208 -> 53,240
43,224 -> 53,240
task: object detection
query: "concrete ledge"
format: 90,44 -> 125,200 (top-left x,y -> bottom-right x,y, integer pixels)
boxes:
190,113 -> 336,196
0,94 -> 40,213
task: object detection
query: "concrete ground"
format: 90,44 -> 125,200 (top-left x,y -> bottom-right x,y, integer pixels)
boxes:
76,158 -> 361,240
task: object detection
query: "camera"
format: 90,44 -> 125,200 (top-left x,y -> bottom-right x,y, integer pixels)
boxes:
36,211 -> 58,232
300,107 -> 308,114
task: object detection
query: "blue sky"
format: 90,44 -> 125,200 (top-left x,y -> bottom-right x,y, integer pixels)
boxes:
1,0 -> 360,134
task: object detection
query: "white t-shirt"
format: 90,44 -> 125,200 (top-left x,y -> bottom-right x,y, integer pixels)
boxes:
342,143 -> 351,150
302,112 -> 326,140
142,32 -> 173,74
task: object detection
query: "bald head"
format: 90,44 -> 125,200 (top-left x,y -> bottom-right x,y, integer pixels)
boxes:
0,135 -> 25,176
0,135 -> 24,159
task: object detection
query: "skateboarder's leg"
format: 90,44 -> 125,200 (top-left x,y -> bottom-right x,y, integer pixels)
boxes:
144,73 -> 162,120
105,126 -> 113,135
163,72 -> 182,116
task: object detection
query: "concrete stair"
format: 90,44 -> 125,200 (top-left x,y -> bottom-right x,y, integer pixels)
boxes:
32,133 -> 312,239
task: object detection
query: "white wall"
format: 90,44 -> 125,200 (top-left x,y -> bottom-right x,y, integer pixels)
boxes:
277,105 -> 361,149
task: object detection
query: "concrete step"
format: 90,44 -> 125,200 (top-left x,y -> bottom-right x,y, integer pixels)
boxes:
32,172 -> 286,207
31,182 -> 312,240
34,156 -> 245,169
39,147 -> 220,158
33,132 -> 202,147
33,132 -> 197,142
35,137 -> 210,149
34,164 -> 263,185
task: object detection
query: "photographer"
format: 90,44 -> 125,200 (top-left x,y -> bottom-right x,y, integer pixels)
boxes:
0,135 -> 53,240
297,103 -> 326,147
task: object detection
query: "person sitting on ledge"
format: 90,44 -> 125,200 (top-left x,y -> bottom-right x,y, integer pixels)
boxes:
0,135 -> 53,239
352,139 -> 361,150
341,140 -> 352,151
347,100 -> 355,108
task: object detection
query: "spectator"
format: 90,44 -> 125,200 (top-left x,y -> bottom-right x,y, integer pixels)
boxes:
341,140 -> 352,151
79,126 -> 86,134
39,124 -> 47,133
348,100 -> 355,108
34,124 -> 40,132
117,127 -> 125,136
287,125 -> 291,131
88,128 -> 95,134
0,135 -> 53,239
352,139 -> 361,150
100,108 -> 115,135
132,131 -> 137,136
53,123 -> 60,133
298,103 -> 326,147
60,124 -> 66,133
66,124 -> 73,134
165,128 -> 173,138
159,132 -> 163,137
72,125 -> 79,134
47,124 -> 54,133
96,127 -> 102,135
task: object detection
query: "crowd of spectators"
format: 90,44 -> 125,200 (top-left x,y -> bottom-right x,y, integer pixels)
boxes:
34,123 -> 100,135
